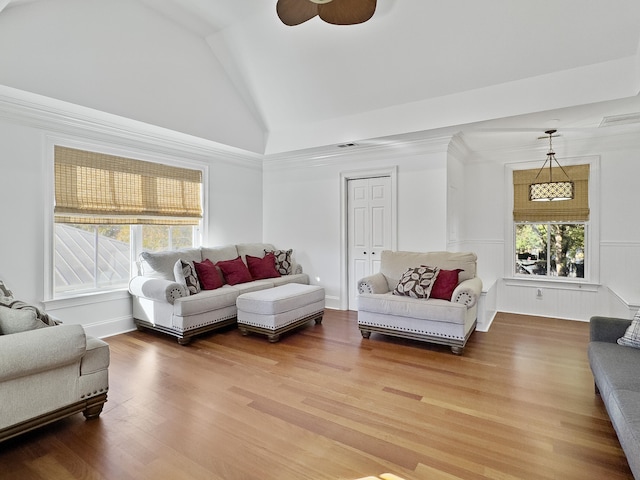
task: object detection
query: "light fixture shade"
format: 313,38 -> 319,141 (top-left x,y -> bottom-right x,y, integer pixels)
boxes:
529,181 -> 574,201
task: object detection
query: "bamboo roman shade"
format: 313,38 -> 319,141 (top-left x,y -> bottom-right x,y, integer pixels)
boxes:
54,146 -> 202,225
513,164 -> 590,222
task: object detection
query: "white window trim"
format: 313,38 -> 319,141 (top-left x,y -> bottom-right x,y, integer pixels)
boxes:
504,155 -> 600,285
44,135 -> 208,301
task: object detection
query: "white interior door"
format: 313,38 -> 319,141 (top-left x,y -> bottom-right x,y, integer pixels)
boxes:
348,176 -> 392,310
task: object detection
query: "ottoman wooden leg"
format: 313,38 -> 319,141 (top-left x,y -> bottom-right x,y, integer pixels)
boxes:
268,333 -> 280,343
314,315 -> 323,325
239,327 -> 249,336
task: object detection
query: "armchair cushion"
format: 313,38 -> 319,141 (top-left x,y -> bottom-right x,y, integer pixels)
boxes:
0,307 -> 49,335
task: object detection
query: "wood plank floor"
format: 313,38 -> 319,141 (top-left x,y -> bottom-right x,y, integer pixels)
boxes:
0,310 -> 632,480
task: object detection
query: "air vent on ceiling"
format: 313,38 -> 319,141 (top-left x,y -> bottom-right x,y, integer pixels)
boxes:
599,112 -> 640,128
337,142 -> 358,148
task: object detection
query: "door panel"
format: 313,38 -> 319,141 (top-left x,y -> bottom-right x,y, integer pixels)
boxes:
348,176 -> 392,310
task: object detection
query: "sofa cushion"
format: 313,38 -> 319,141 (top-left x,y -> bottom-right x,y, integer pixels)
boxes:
0,307 -> 49,335
174,260 -> 201,295
605,389 -> 640,478
201,244 -> 239,265
588,342 -> 640,401
237,243 -> 276,262
194,259 -> 224,290
393,266 -> 439,299
266,248 -> 293,275
618,309 -> 640,348
173,286 -> 240,317
216,256 -> 253,285
358,293 -> 467,324
247,253 -> 281,280
430,268 -> 463,301
140,248 -> 202,281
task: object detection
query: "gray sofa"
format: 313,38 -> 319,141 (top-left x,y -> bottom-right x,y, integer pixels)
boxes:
128,243 -> 309,344
0,323 -> 110,442
357,250 -> 482,354
588,315 -> 640,479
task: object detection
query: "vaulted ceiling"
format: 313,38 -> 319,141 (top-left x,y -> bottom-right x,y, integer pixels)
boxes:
1,0 -> 640,157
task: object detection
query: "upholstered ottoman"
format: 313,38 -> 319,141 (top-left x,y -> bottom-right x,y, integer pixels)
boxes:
236,284 -> 325,342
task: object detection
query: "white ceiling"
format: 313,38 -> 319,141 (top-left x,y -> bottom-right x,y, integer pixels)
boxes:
4,0 -> 640,156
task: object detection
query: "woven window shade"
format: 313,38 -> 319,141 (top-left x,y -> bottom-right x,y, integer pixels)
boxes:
513,164 -> 589,222
54,146 -> 202,225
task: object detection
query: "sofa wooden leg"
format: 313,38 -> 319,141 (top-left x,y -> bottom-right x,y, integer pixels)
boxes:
82,393 -> 107,419
177,336 -> 192,346
451,346 -> 464,355
360,329 -> 371,339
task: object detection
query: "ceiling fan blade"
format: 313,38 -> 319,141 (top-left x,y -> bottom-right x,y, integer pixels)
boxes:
276,0 -> 318,26
319,0 -> 376,25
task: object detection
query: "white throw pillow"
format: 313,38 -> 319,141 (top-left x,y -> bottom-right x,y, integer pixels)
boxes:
174,259 -> 201,295
618,309 -> 640,348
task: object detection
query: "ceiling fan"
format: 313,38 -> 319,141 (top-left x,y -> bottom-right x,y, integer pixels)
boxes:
276,0 -> 376,26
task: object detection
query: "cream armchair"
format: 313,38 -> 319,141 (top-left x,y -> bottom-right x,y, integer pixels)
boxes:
0,323 -> 110,442
357,251 -> 482,355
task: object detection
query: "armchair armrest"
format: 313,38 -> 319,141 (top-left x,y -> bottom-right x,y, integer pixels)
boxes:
451,277 -> 482,308
0,324 -> 86,382
589,316 -> 632,343
358,272 -> 390,294
128,276 -> 187,305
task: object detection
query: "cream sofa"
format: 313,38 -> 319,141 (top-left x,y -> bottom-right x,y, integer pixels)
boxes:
128,243 -> 309,344
0,323 -> 110,442
357,251 -> 482,354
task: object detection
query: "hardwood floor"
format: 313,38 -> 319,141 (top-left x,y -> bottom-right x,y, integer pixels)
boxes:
0,310 -> 632,480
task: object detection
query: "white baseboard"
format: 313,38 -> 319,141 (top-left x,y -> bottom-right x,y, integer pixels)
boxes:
84,316 -> 136,339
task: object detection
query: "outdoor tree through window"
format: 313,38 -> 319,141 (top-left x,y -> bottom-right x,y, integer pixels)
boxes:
515,223 -> 585,278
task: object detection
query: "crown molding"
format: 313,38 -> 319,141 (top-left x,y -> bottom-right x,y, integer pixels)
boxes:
263,133 -> 454,170
0,85 -> 263,169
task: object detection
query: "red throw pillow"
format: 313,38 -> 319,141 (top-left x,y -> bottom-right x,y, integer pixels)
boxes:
215,256 -> 252,285
246,253 -> 281,280
194,259 -> 223,290
429,268 -> 463,300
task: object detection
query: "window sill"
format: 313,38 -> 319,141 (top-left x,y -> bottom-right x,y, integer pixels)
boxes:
43,288 -> 131,310
504,277 -> 600,292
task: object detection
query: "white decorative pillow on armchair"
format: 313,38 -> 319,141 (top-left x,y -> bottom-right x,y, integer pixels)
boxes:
393,266 -> 440,299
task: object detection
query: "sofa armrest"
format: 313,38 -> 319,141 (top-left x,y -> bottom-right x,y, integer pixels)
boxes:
451,277 -> 482,308
128,276 -> 187,305
589,316 -> 632,344
358,272 -> 390,294
0,324 -> 86,382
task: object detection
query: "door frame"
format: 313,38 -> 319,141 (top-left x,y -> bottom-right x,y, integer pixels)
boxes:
340,166 -> 398,310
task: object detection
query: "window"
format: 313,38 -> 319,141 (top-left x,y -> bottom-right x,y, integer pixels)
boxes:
515,223 -> 585,278
53,146 -> 202,296
512,164 -> 590,281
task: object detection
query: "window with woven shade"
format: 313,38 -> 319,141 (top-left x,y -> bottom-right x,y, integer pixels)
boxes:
512,164 -> 590,280
53,146 -> 203,296
54,146 -> 202,225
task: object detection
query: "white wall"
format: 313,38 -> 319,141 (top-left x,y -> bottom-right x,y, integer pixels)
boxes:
0,0 -> 265,153
0,90 -> 263,338
459,133 -> 640,322
263,138 -> 450,309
